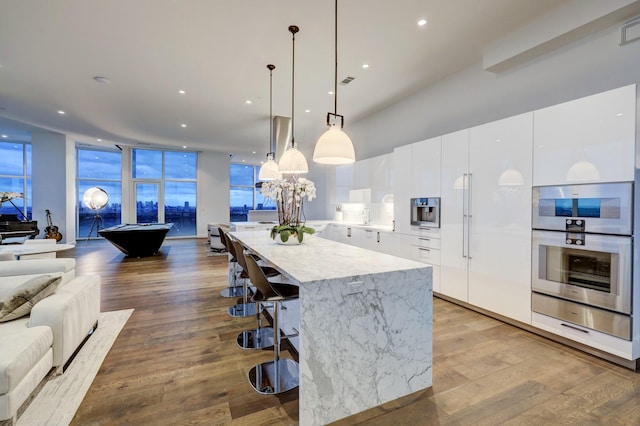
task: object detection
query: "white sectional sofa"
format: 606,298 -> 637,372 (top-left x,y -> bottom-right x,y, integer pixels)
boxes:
0,258 -> 101,425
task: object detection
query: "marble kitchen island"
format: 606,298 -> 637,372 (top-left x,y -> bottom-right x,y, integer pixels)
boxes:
230,231 -> 433,425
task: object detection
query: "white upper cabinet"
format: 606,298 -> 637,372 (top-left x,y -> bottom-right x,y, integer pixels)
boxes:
393,144 -> 412,234
410,136 -> 441,198
533,85 -> 636,186
335,163 -> 355,203
468,112 -> 533,324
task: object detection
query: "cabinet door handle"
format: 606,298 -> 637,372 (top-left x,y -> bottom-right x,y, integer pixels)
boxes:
418,247 -> 431,252
418,237 -> 431,241
347,227 -> 351,237
468,173 -> 473,260
462,173 -> 467,259
561,323 -> 589,334
377,232 -> 380,243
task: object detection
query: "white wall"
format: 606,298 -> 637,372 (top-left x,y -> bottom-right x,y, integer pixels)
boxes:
349,22 -> 640,160
197,151 -> 230,236
31,131 -> 75,243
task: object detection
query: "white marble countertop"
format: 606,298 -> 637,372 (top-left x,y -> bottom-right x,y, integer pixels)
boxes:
230,230 -> 428,283
232,220 -> 394,233
333,222 -> 394,232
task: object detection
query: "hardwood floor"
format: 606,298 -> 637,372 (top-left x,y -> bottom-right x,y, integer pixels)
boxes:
67,238 -> 640,425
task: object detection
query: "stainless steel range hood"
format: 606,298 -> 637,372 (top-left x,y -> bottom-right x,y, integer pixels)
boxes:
273,116 -> 291,161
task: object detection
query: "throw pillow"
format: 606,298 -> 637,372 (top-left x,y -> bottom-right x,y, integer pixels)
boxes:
0,275 -> 61,322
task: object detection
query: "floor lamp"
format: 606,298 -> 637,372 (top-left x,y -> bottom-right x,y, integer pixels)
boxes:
83,187 -> 109,240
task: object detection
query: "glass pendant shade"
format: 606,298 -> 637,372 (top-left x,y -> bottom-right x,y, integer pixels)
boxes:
313,125 -> 355,164
258,154 -> 281,180
279,146 -> 308,174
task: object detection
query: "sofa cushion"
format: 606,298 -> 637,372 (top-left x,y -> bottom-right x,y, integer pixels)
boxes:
0,318 -> 53,394
0,275 -> 61,322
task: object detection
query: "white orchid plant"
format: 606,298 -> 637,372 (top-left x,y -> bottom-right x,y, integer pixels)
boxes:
260,176 -> 317,242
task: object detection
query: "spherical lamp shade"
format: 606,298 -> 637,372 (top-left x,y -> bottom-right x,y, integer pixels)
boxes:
279,146 -> 308,174
313,125 -> 355,165
82,187 -> 109,210
258,157 -> 281,180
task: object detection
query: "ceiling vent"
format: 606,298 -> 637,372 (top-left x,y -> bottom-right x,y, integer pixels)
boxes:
340,76 -> 355,85
621,16 -> 640,46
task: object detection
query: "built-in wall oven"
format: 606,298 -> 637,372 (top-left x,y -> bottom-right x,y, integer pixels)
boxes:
531,182 -> 633,340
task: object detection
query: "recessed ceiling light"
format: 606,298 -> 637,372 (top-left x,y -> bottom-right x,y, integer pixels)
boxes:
616,112 -> 623,116
328,91 -> 334,95
362,64 -> 369,69
178,90 -> 186,95
1,134 -> 7,138
252,151 -> 256,154
242,159 -> 246,162
246,100 -> 252,104
181,123 -> 187,128
93,76 -> 111,84
182,145 -> 187,149
260,160 -> 264,164
417,18 -> 427,26
305,109 -> 311,113
57,110 -> 65,115
97,138 -> 102,142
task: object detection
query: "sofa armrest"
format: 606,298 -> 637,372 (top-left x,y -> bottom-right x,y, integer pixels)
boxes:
29,274 -> 101,368
0,258 -> 76,283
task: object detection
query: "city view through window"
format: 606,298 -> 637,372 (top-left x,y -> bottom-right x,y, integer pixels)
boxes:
230,164 -> 275,222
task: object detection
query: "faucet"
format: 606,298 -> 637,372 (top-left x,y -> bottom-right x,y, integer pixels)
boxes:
361,208 -> 371,225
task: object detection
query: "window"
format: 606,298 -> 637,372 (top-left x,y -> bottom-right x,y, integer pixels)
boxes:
132,149 -> 197,237
0,142 -> 32,219
76,149 -> 122,238
229,164 -> 275,222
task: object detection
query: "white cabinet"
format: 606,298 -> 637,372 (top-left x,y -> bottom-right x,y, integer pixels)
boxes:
467,112 -> 533,324
440,129 -> 470,302
409,228 -> 441,293
440,113 -> 533,324
392,144 -> 412,234
410,136 -> 441,198
533,85 -> 636,185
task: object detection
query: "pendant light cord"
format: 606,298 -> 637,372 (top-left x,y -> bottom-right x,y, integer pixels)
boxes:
289,26 -> 299,149
333,0 -> 338,116
268,64 -> 275,156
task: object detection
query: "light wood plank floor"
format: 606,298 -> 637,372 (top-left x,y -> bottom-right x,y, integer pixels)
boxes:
65,239 -> 640,425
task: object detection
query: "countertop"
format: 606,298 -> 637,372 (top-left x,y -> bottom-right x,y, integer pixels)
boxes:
231,220 -> 395,233
230,230 -> 428,283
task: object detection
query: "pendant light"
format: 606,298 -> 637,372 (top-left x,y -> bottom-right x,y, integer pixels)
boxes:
312,0 -> 355,165
278,25 -> 309,174
258,64 -> 281,180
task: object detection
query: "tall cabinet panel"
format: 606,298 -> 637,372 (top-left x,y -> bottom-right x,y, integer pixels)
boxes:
439,129 -> 470,302
468,112 -> 533,324
393,144 -> 412,234
533,85 -> 636,185
410,137 -> 441,198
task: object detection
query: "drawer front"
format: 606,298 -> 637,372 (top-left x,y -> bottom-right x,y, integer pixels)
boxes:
411,235 -> 440,250
412,226 -> 440,239
411,246 -> 440,265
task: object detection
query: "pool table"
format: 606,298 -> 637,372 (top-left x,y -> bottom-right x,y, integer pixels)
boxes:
98,223 -> 173,257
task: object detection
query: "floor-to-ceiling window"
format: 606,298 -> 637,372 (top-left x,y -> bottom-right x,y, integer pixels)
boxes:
0,141 -> 32,219
229,163 -> 275,222
76,148 -> 122,239
133,149 -> 197,236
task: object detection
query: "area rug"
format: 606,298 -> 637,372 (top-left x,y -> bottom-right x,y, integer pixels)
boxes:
16,309 -> 134,426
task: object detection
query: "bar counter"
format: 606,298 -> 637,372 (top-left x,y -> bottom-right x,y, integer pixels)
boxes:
230,231 -> 433,425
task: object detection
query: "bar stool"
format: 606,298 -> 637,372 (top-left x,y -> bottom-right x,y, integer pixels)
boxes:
227,239 -> 279,318
244,252 -> 299,395
218,228 -> 245,298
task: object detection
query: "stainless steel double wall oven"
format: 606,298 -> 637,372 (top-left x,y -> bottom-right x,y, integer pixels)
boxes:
531,182 -> 633,339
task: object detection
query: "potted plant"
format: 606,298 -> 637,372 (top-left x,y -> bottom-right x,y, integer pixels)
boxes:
260,176 -> 317,244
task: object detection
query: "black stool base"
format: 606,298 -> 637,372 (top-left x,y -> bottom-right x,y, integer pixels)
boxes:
249,358 -> 299,395
220,287 -> 246,298
237,328 -> 274,349
227,303 -> 257,317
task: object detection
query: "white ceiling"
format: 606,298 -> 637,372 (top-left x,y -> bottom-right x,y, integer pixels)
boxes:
0,0 -> 570,163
